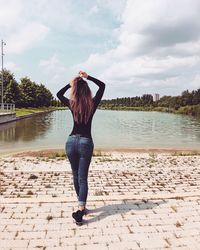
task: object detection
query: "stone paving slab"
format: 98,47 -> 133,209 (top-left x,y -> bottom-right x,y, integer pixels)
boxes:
1,152 -> 200,249
1,197 -> 200,249
1,153 -> 200,199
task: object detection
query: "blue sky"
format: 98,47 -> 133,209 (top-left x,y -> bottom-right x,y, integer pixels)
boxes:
1,0 -> 200,99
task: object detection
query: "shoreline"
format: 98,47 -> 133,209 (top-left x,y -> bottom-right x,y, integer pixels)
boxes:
0,107 -> 66,125
1,146 -> 200,157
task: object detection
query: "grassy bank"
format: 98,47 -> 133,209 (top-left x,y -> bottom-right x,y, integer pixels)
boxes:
100,104 -> 200,117
15,104 -> 200,118
174,104 -> 200,117
100,106 -> 154,111
100,105 -> 170,112
15,107 -> 67,117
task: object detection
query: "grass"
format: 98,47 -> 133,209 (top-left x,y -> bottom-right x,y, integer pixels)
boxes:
171,151 -> 200,156
92,150 -> 112,157
98,157 -> 120,162
15,148 -> 112,159
149,152 -> 157,158
100,104 -> 200,117
100,105 -> 154,111
175,104 -> 200,117
47,152 -> 66,159
15,106 -> 66,117
44,149 -> 111,159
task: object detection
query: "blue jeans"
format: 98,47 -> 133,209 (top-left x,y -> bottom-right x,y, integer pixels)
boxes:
65,134 -> 94,206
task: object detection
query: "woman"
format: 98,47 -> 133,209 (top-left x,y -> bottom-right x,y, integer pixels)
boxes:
56,70 -> 105,225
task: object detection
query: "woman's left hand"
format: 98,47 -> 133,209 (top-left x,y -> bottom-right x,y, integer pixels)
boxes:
79,70 -> 88,78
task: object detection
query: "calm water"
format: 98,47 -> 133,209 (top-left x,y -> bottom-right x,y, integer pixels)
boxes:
0,110 -> 200,153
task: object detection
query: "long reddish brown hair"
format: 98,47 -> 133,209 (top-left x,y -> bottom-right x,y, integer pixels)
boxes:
69,76 -> 94,124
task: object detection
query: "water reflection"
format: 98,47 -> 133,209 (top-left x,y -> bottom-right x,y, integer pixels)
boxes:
0,113 -> 53,142
0,121 -> 16,142
0,110 -> 200,152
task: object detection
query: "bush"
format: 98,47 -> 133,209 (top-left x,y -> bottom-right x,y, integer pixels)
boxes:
176,104 -> 200,117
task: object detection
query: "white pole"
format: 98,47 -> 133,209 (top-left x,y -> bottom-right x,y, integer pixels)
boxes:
1,40 -> 3,106
1,40 -> 6,109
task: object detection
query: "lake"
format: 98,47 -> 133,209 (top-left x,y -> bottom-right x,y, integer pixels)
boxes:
0,109 -> 200,154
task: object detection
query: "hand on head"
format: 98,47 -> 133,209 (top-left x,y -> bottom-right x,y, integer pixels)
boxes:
69,71 -> 88,87
79,70 -> 88,78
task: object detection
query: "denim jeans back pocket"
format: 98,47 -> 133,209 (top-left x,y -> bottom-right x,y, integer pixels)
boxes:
79,138 -> 94,157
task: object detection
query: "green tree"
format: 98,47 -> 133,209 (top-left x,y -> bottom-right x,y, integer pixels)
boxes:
192,89 -> 200,105
19,77 -> 37,107
181,90 -> 193,106
169,96 -> 182,110
157,96 -> 171,107
4,79 -> 22,107
0,69 -> 16,102
141,94 -> 153,106
35,84 -> 53,107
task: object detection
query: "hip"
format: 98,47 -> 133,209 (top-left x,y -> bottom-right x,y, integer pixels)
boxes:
67,134 -> 94,146
65,134 -> 94,156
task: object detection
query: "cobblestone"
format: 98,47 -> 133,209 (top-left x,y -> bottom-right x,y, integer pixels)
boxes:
1,152 -> 200,249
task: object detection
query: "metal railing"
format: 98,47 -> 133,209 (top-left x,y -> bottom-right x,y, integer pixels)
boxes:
0,103 -> 15,113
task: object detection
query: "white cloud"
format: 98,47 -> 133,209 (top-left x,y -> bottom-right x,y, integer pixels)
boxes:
0,0 -> 123,55
39,54 -> 66,73
1,0 -> 200,98
0,0 -> 23,31
88,5 -> 99,15
75,0 -> 200,98
0,0 -> 49,54
190,75 -> 200,89
6,22 -> 49,54
39,54 -> 67,93
96,0 -> 127,21
4,62 -> 21,72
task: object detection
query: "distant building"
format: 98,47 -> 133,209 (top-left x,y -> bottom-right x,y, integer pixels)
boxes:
153,93 -> 160,102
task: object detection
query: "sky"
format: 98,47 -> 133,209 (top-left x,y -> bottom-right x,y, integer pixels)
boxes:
1,0 -> 200,100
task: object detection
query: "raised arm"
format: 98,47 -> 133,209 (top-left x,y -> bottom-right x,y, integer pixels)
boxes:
56,83 -> 71,107
87,75 -> 105,110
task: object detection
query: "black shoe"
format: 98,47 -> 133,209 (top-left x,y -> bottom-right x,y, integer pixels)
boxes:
72,210 -> 85,225
83,208 -> 88,215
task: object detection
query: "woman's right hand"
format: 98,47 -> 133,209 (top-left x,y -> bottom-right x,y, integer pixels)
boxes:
79,70 -> 88,78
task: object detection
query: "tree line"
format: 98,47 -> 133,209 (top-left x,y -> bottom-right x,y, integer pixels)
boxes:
156,89 -> 200,109
101,94 -> 154,107
1,69 -> 199,116
100,89 -> 200,109
0,69 -> 55,108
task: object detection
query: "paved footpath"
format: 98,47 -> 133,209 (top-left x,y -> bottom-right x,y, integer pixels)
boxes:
0,152 -> 200,249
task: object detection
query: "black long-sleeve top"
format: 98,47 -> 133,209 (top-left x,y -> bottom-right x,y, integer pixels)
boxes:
56,75 -> 105,139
